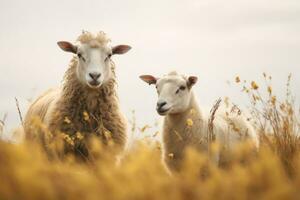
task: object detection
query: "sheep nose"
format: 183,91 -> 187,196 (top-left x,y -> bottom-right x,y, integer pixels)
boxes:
157,101 -> 167,109
89,73 -> 101,81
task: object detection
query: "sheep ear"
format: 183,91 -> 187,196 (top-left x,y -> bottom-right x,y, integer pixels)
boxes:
139,75 -> 157,85
187,76 -> 198,88
112,45 -> 131,55
57,41 -> 77,54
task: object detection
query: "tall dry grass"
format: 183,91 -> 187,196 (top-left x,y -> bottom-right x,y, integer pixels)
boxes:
0,74 -> 299,199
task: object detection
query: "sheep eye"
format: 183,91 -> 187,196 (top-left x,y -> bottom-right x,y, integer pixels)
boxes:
77,53 -> 86,62
176,86 -> 186,94
105,54 -> 112,61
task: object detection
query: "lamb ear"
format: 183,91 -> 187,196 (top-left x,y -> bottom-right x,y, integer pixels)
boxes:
57,41 -> 77,54
187,76 -> 198,88
112,45 -> 131,55
139,75 -> 157,85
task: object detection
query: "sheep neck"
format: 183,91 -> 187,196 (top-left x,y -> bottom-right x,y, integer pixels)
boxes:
55,58 -> 118,135
163,92 -> 206,158
165,92 -> 202,124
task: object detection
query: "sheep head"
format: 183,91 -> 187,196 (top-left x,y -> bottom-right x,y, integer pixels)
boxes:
140,71 -> 197,115
57,31 -> 131,89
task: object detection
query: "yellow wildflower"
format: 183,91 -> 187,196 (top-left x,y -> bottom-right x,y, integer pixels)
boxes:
168,153 -> 174,158
140,125 -> 151,133
62,133 -> 74,146
251,81 -> 259,90
271,96 -> 276,105
104,130 -> 112,140
156,142 -> 161,150
76,132 -> 84,140
186,118 -> 193,127
64,117 -> 71,124
83,111 -> 90,121
235,76 -> 240,83
268,86 -> 272,95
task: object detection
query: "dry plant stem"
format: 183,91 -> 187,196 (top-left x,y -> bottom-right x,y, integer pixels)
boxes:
15,97 -> 24,126
207,98 -> 221,160
239,73 -> 299,176
0,113 -> 7,137
0,113 -> 7,127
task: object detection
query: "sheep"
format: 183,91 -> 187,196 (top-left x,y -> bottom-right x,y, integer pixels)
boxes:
140,71 -> 259,171
24,31 -> 131,159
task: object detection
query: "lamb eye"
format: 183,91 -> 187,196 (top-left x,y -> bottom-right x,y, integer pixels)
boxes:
105,54 -> 112,61
176,86 -> 186,94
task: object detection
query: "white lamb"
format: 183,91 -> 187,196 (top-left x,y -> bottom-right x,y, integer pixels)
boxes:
140,71 -> 259,171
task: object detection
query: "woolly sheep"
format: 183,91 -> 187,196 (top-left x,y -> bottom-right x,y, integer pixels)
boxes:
24,31 -> 131,159
140,71 -> 259,171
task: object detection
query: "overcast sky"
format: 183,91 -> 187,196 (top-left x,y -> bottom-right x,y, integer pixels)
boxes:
0,0 -> 299,138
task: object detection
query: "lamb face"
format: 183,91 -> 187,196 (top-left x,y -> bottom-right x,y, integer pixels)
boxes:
140,72 -> 198,115
57,34 -> 131,89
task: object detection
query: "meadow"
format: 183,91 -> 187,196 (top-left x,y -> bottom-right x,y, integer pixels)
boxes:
0,73 -> 299,200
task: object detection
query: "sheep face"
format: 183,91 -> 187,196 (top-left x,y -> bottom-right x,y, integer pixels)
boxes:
75,43 -> 113,88
57,41 -> 131,89
140,72 -> 197,116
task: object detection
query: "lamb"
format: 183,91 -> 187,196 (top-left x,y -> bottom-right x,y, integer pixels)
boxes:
24,31 -> 131,159
140,71 -> 259,171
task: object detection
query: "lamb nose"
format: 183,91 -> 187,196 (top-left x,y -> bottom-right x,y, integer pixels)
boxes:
157,101 -> 167,109
89,73 -> 101,80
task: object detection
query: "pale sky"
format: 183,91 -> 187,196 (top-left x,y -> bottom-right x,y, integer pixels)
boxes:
0,0 -> 299,138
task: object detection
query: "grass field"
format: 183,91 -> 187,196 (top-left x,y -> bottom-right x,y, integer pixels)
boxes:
0,74 -> 299,200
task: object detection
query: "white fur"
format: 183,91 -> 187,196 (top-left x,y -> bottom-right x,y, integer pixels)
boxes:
74,43 -> 113,88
